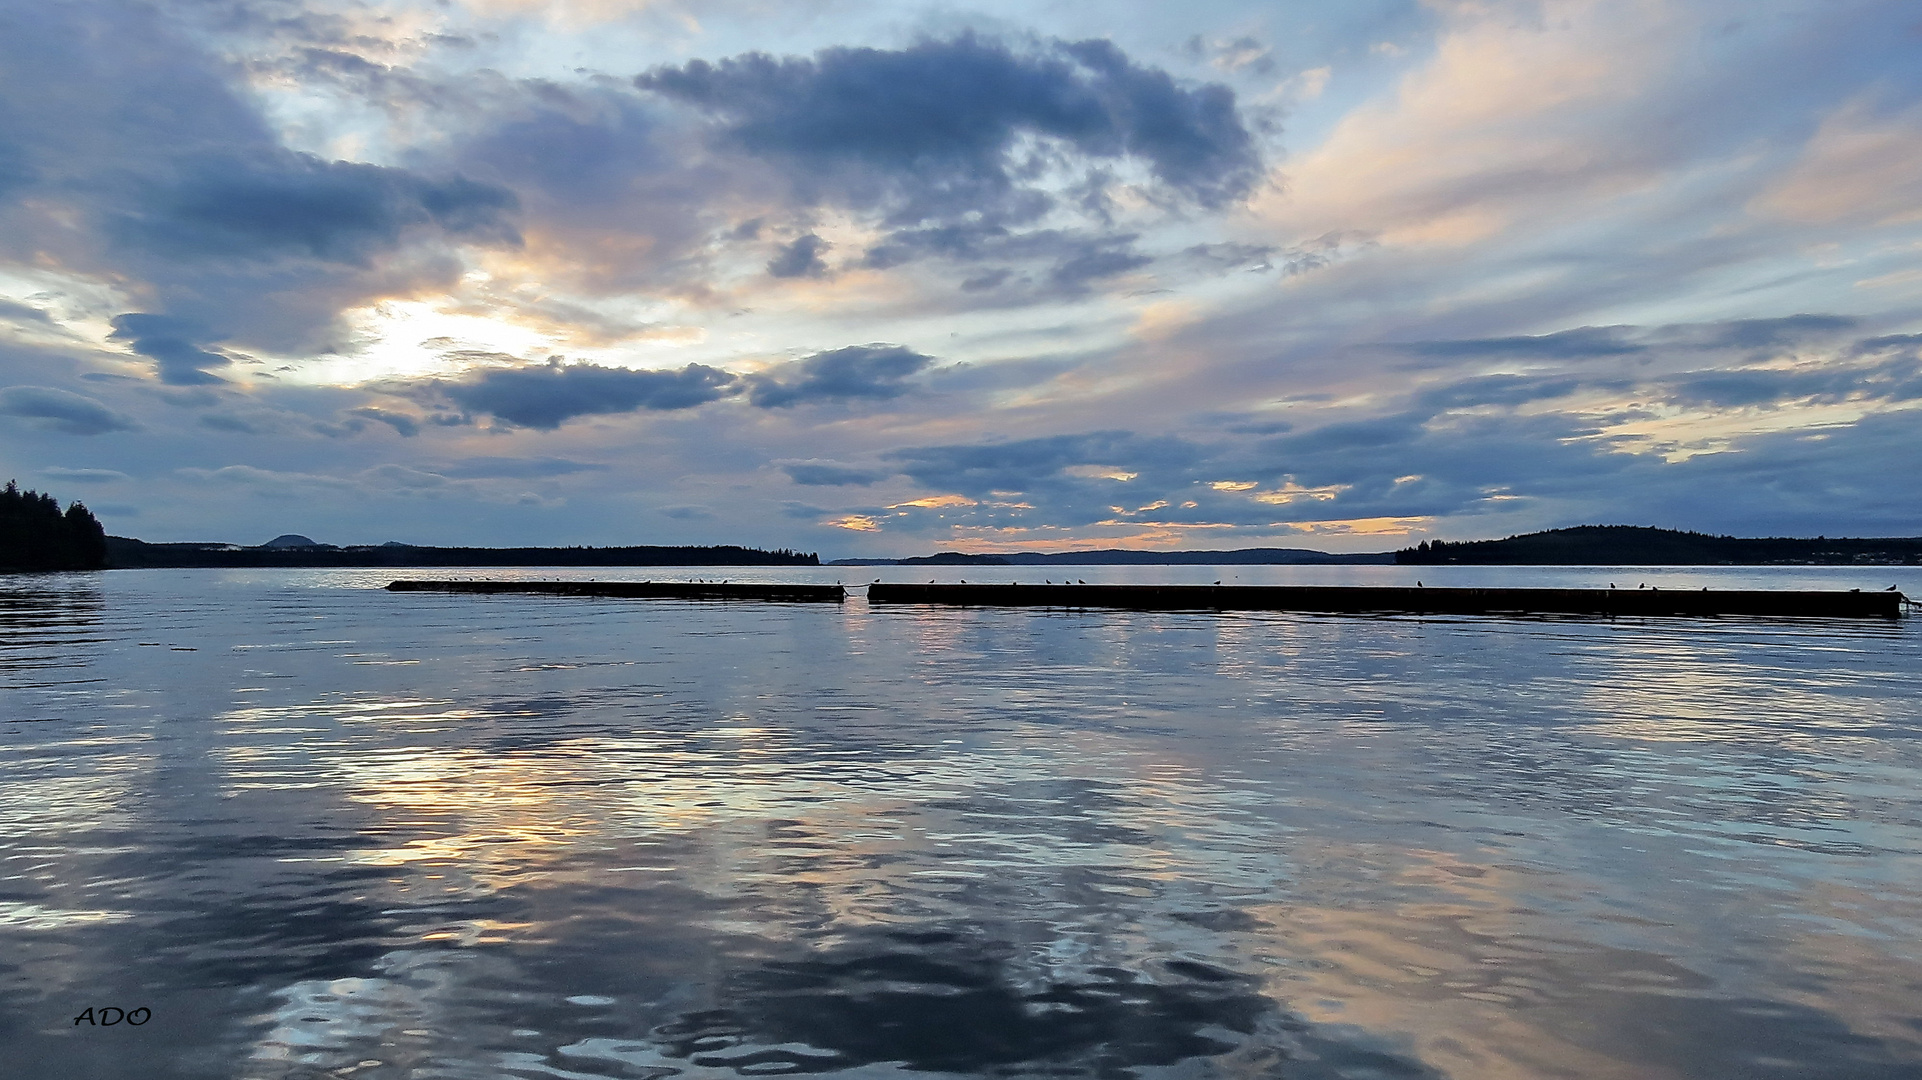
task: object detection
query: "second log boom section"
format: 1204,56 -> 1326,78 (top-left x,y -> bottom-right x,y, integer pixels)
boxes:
387,580 -> 846,603
865,583 -> 1904,618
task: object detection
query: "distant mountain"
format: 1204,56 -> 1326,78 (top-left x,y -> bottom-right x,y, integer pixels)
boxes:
105,538 -> 819,568
1396,525 -> 1922,565
832,547 -> 1394,566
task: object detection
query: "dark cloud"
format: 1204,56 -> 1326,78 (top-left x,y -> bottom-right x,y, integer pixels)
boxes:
1624,410 -> 1922,535
1687,314 -> 1857,350
345,407 -> 420,437
455,89 -> 672,208
0,298 -> 53,325
0,137 -> 33,198
1852,334 -> 1922,355
1264,414 -> 1429,456
1181,241 -> 1276,271
1662,355 -> 1922,408
861,225 -> 1153,296
1045,237 -> 1154,292
1399,326 -> 1646,360
890,431 -> 1204,496
1418,374 -> 1585,409
0,386 -> 137,435
115,151 -> 520,266
960,269 -> 1014,292
108,314 -> 232,385
873,411 -> 1657,538
767,233 -> 831,278
439,360 -> 738,429
636,34 -> 1261,228
199,413 -> 270,434
780,461 -> 891,486
749,345 -> 934,408
440,457 -> 611,479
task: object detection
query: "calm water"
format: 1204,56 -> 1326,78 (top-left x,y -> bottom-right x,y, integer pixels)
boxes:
4,565 -> 1922,1080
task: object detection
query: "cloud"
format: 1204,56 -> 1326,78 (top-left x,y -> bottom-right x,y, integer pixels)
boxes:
1399,326 -> 1646,361
199,413 -> 275,435
1752,98 -> 1922,226
767,233 -> 831,278
1686,314 -> 1857,351
748,344 -> 934,408
107,314 -> 232,385
1183,34 -> 1276,76
890,431 -> 1203,497
40,467 -> 129,483
659,504 -> 714,520
0,386 -> 137,435
114,151 -> 520,266
176,464 -> 353,495
344,407 -> 420,437
440,457 -> 611,479
859,225 -> 1154,295
779,460 -> 890,486
0,298 -> 53,325
439,359 -> 738,429
1660,355 -> 1922,409
636,33 -> 1261,227
1417,374 -> 1585,409
0,2 -> 521,353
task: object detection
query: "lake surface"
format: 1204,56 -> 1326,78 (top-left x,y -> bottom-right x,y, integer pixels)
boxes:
5,565 -> 1922,1079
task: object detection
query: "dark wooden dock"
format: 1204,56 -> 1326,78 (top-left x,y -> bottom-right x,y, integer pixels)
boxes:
386,580 -> 845,603
865,583 -> 1905,618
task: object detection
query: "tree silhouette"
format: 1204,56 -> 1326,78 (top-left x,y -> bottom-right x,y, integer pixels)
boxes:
0,480 -> 108,571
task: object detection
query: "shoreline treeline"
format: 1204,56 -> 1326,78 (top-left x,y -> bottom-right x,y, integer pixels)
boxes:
105,537 -> 818,568
1,481 -> 109,571
1397,525 -> 1922,566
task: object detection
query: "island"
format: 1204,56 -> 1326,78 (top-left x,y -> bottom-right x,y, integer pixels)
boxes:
1396,525 -> 1922,566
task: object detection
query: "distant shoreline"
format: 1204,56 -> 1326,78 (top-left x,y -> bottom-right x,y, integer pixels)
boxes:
103,537 -> 818,569
87,524 -> 1922,571
831,547 -> 1395,567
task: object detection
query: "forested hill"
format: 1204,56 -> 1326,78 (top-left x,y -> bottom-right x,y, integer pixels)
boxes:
105,538 -> 818,568
1,481 -> 108,571
1396,525 -> 1922,565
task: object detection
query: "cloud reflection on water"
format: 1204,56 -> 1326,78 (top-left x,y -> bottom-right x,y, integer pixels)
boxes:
1,569 -> 1920,1078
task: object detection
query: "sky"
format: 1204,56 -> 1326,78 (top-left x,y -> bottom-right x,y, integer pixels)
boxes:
1,0 -> 1919,555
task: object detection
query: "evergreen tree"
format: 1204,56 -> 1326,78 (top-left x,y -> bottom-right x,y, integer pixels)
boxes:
0,480 -> 109,570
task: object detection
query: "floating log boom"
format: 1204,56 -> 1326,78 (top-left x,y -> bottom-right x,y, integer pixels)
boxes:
865,583 -> 1904,619
386,579 -> 845,603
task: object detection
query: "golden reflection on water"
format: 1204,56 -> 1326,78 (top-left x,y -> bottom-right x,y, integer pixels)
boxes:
7,571 -> 1922,1077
